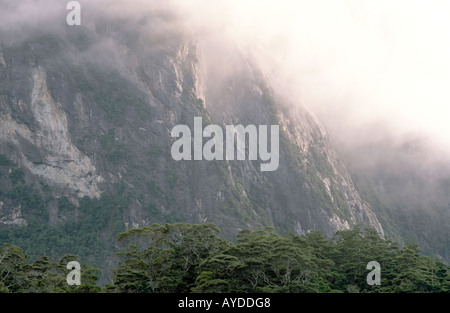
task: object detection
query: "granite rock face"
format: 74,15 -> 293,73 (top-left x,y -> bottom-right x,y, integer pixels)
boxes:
0,11 -> 383,238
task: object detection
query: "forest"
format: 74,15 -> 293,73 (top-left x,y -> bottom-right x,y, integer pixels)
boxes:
0,223 -> 448,293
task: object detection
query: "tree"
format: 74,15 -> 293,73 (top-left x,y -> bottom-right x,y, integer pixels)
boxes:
391,243 -> 449,293
0,244 -> 101,293
112,223 -> 226,293
332,225 -> 395,292
0,244 -> 29,292
195,227 -> 328,293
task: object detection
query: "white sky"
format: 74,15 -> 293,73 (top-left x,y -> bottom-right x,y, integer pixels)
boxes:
176,0 -> 450,150
4,0 -> 449,149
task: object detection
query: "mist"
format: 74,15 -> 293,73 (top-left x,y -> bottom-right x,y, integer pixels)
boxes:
1,0 -> 449,260
171,0 -> 450,158
2,0 -> 450,159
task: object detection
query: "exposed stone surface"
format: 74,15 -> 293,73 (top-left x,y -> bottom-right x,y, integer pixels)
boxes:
0,16 -> 383,238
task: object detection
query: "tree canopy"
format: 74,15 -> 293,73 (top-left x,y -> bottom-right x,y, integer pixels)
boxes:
1,223 -> 449,293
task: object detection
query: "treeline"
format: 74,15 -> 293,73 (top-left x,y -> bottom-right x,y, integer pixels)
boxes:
0,244 -> 100,293
0,223 -> 449,293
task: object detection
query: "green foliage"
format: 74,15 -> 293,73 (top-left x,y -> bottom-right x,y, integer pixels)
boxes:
309,147 -> 334,178
112,223 -> 227,293
66,62 -> 150,124
148,146 -> 163,163
166,167 -> 178,189
147,180 -> 162,196
1,223 -> 449,293
57,197 -> 76,213
108,223 -> 450,293
0,243 -> 101,293
8,184 -> 46,221
100,129 -> 129,163
0,154 -> 14,166
9,168 -> 25,185
91,68 -> 149,123
348,157 -> 450,265
0,183 -> 134,272
198,227 -> 323,293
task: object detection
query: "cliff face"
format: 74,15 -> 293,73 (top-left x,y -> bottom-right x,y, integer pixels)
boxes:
1,66 -> 103,198
0,12 -> 383,246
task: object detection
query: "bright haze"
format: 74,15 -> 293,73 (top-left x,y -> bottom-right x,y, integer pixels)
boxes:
3,0 -> 450,156
174,0 -> 450,157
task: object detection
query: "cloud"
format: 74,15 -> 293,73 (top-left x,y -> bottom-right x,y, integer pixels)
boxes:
172,0 -> 450,154
2,0 -> 450,154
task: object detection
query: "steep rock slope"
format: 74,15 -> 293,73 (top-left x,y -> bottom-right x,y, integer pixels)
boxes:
0,12 -> 383,265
